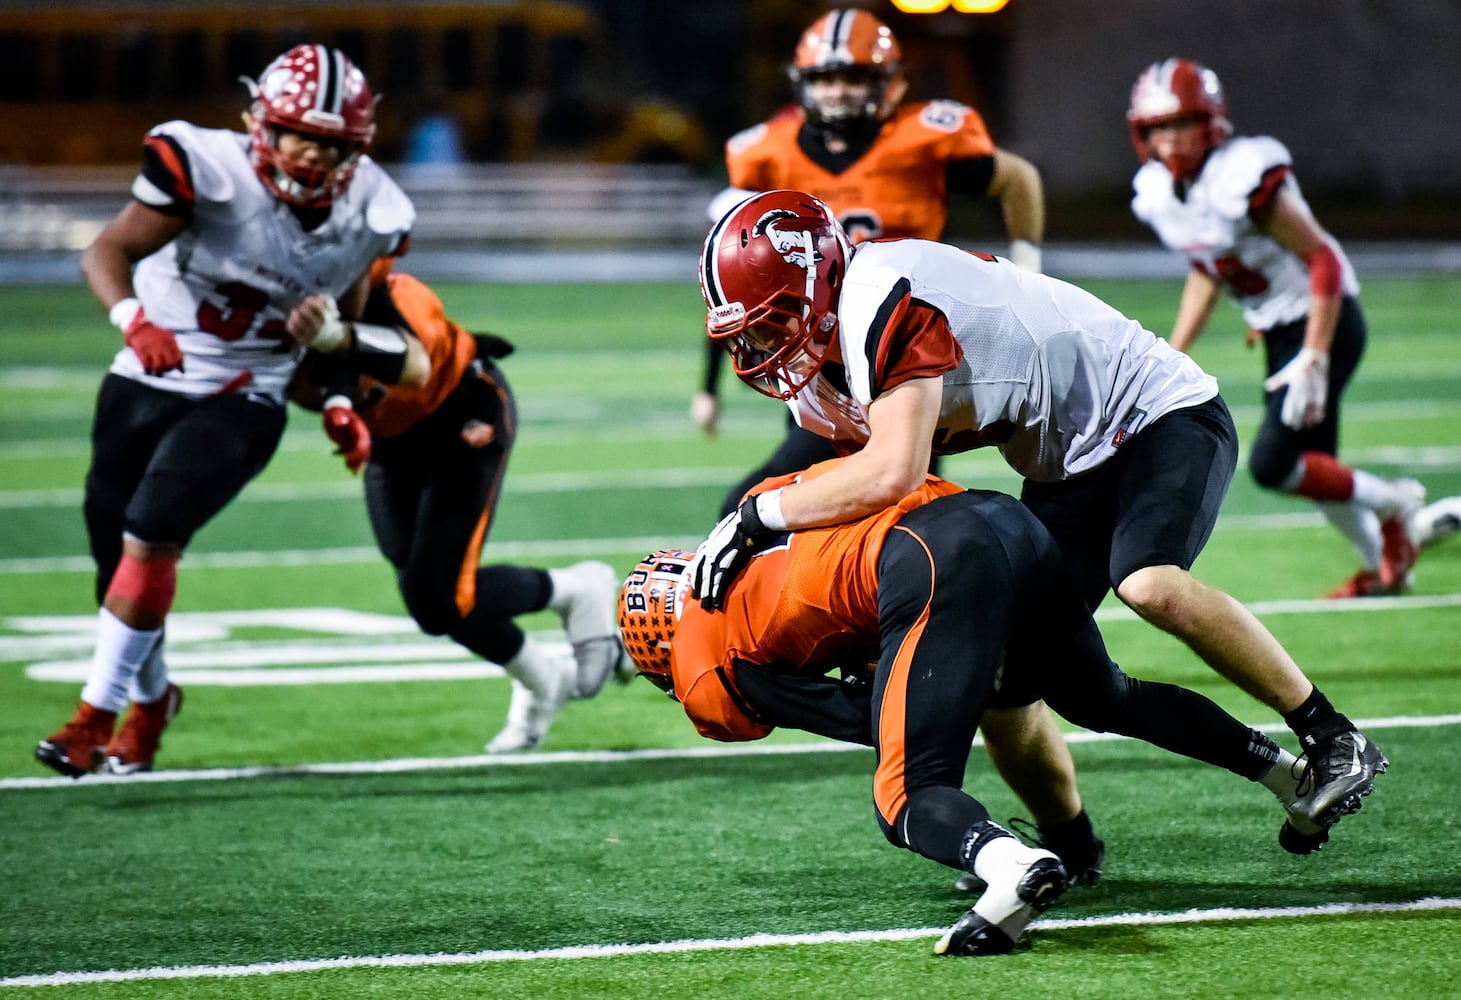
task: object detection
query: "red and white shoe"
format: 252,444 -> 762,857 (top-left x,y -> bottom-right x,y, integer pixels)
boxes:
1379,479 -> 1426,591
1325,568 -> 1390,599
103,684 -> 184,775
35,702 -> 117,778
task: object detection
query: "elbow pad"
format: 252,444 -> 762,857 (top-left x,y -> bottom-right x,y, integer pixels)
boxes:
347,322 -> 409,385
1305,243 -> 1342,297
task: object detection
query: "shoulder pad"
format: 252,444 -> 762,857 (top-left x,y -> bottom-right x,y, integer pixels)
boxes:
727,123 -> 770,157
914,100 -> 973,134
145,120 -> 238,203
1130,161 -> 1171,221
356,160 -> 416,236
1203,136 -> 1292,218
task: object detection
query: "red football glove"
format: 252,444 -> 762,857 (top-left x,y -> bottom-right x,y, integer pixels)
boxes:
113,299 -> 184,376
323,400 -> 371,474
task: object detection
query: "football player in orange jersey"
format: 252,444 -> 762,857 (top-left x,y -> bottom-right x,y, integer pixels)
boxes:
620,461 -> 1337,956
289,267 -> 625,753
691,8 -> 1044,516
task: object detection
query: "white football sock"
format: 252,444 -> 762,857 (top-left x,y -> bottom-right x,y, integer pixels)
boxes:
128,636 -> 170,704
81,608 -> 162,712
1350,469 -> 1396,513
1317,501 -> 1382,568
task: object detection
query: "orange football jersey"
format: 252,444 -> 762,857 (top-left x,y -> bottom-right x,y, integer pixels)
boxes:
725,101 -> 995,242
670,465 -> 964,742
355,273 -> 478,439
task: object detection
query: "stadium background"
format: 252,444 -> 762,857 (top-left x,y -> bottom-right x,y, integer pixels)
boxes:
3,0 -> 1460,279
3,2 -> 1460,992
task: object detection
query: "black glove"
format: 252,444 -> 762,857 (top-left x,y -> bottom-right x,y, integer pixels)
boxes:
688,494 -> 781,611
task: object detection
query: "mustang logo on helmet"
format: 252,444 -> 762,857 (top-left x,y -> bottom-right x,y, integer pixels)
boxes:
753,208 -> 825,268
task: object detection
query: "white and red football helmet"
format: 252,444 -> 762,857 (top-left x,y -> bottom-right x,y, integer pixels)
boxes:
788,8 -> 908,133
699,190 -> 852,400
242,45 -> 377,207
1127,58 -> 1232,179
618,550 -> 694,693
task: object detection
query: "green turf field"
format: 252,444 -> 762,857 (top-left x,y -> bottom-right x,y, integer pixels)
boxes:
2,275 -> 1459,997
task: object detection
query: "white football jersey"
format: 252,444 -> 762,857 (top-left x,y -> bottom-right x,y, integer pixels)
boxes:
117,120 -> 414,401
1131,135 -> 1357,331
786,240 -> 1219,483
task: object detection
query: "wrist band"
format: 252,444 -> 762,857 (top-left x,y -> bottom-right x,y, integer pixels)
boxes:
109,297 -> 142,332
756,488 -> 787,532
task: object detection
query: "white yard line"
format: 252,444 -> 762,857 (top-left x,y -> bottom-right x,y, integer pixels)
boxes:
5,443 -> 1461,509
3,896 -> 1457,988
1,712 -> 1455,793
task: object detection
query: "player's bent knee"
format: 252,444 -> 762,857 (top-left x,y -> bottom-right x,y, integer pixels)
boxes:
1115,565 -> 1191,631
1248,449 -> 1295,491
398,587 -> 463,636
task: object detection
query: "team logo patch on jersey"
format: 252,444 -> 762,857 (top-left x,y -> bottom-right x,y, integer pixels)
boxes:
1113,407 -> 1148,447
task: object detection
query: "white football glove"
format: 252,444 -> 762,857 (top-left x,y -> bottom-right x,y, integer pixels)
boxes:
1263,347 -> 1330,430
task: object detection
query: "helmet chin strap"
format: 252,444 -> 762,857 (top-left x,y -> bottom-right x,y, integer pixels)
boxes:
801,230 -> 817,325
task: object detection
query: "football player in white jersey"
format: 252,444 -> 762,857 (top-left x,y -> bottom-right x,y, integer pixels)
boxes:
1127,58 -> 1426,599
36,45 -> 424,779
692,8 -> 1044,519
691,190 -> 1388,849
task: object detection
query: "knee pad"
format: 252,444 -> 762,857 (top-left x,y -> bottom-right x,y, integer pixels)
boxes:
105,550 -> 179,620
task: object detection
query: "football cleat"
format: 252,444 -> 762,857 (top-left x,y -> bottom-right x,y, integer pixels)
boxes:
103,684 -> 184,775
35,702 -> 118,778
955,817 -> 1104,892
486,641 -> 576,753
1414,495 -> 1461,549
1324,568 -> 1390,599
549,561 -> 622,699
1293,730 -> 1388,829
1265,755 -> 1331,855
937,821 -> 1069,957
1278,817 -> 1330,856
1378,478 -> 1425,591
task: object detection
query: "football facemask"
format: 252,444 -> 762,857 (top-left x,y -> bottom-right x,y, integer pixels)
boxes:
788,8 -> 907,132
1126,57 -> 1232,179
243,44 -> 377,207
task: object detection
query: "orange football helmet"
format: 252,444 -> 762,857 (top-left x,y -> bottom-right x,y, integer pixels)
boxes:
618,550 -> 694,693
243,44 -> 377,207
699,190 -> 852,400
788,9 -> 907,132
1127,58 -> 1232,179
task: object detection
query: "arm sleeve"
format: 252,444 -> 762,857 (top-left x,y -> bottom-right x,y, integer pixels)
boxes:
730,661 -> 874,746
701,337 -> 725,395
945,155 -> 996,198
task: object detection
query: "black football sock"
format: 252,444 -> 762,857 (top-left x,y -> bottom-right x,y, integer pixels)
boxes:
1282,687 -> 1353,752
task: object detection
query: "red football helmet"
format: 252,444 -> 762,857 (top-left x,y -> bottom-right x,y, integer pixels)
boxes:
1127,58 -> 1232,179
618,550 -> 694,693
788,9 -> 908,132
699,190 -> 852,400
243,45 -> 377,207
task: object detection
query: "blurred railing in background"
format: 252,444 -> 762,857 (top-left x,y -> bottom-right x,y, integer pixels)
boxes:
0,163 -> 722,253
